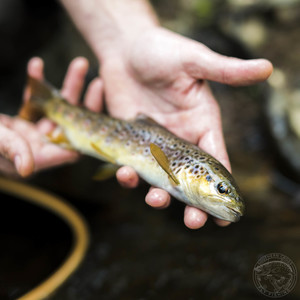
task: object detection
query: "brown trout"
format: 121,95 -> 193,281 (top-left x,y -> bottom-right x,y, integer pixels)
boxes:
21,77 -> 245,222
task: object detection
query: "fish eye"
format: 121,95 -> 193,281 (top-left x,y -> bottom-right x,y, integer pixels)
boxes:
217,183 -> 229,194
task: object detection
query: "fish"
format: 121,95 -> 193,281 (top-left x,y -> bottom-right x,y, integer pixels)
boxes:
20,76 -> 245,222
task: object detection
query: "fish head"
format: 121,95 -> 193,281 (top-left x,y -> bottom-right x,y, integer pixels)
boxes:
181,160 -> 245,222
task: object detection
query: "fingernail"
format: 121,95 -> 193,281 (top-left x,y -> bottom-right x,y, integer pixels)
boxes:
14,155 -> 22,174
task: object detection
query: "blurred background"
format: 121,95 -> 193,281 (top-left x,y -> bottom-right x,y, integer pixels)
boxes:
0,0 -> 300,299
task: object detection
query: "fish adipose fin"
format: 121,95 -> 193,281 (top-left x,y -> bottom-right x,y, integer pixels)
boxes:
19,76 -> 59,122
91,142 -> 116,164
150,143 -> 179,185
92,163 -> 119,181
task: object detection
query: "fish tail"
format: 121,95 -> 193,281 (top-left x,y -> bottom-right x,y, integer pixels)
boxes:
19,76 -> 58,122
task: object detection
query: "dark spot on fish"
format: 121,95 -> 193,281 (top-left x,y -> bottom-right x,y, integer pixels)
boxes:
195,165 -> 199,169
179,156 -> 184,160
206,175 -> 212,182
200,156 -> 206,160
194,171 -> 198,174
184,165 -> 190,169
215,167 -> 219,171
178,162 -> 183,167
185,157 -> 189,161
173,144 -> 177,147
196,175 -> 200,178
188,159 -> 194,164
182,145 -> 186,148
185,150 -> 190,154
189,169 -> 193,173
172,162 -> 176,167
175,168 -> 181,174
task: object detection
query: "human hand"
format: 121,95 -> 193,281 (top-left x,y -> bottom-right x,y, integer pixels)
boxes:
98,27 -> 273,229
0,57 -> 103,177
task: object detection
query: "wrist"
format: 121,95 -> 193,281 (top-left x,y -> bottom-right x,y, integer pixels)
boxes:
94,1 -> 160,61
61,0 -> 159,62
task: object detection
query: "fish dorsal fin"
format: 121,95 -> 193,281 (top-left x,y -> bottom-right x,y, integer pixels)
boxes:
150,143 -> 179,185
91,142 -> 116,164
136,114 -> 163,128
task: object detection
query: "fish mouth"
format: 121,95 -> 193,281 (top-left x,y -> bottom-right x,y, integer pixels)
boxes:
190,195 -> 245,223
226,206 -> 243,222
204,196 -> 244,222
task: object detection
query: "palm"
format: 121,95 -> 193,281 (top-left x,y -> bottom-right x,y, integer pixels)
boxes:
101,28 -> 227,167
100,27 -> 272,228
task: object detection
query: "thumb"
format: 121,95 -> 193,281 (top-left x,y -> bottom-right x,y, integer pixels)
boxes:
184,43 -> 273,86
0,125 -> 34,176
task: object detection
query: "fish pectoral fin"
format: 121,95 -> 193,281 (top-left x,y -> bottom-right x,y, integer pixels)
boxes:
150,143 -> 179,185
90,142 -> 116,164
92,163 -> 118,181
47,127 -> 73,149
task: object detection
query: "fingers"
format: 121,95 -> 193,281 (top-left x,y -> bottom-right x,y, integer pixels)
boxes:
184,43 -> 273,86
0,124 -> 34,176
184,207 -> 231,229
184,206 -> 208,229
116,165 -> 229,229
24,57 -> 44,102
84,78 -> 104,112
145,187 -> 171,209
33,143 -> 79,172
193,85 -> 231,172
116,166 -> 139,188
61,57 -> 89,105
25,56 -> 103,112
27,57 -> 44,80
198,128 -> 231,173
36,118 -> 57,135
214,218 -> 231,227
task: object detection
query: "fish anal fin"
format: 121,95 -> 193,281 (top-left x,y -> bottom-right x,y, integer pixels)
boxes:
92,163 -> 118,181
91,142 -> 116,164
150,143 -> 179,185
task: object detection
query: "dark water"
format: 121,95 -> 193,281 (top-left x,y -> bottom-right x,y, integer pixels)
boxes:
1,1 -> 300,299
